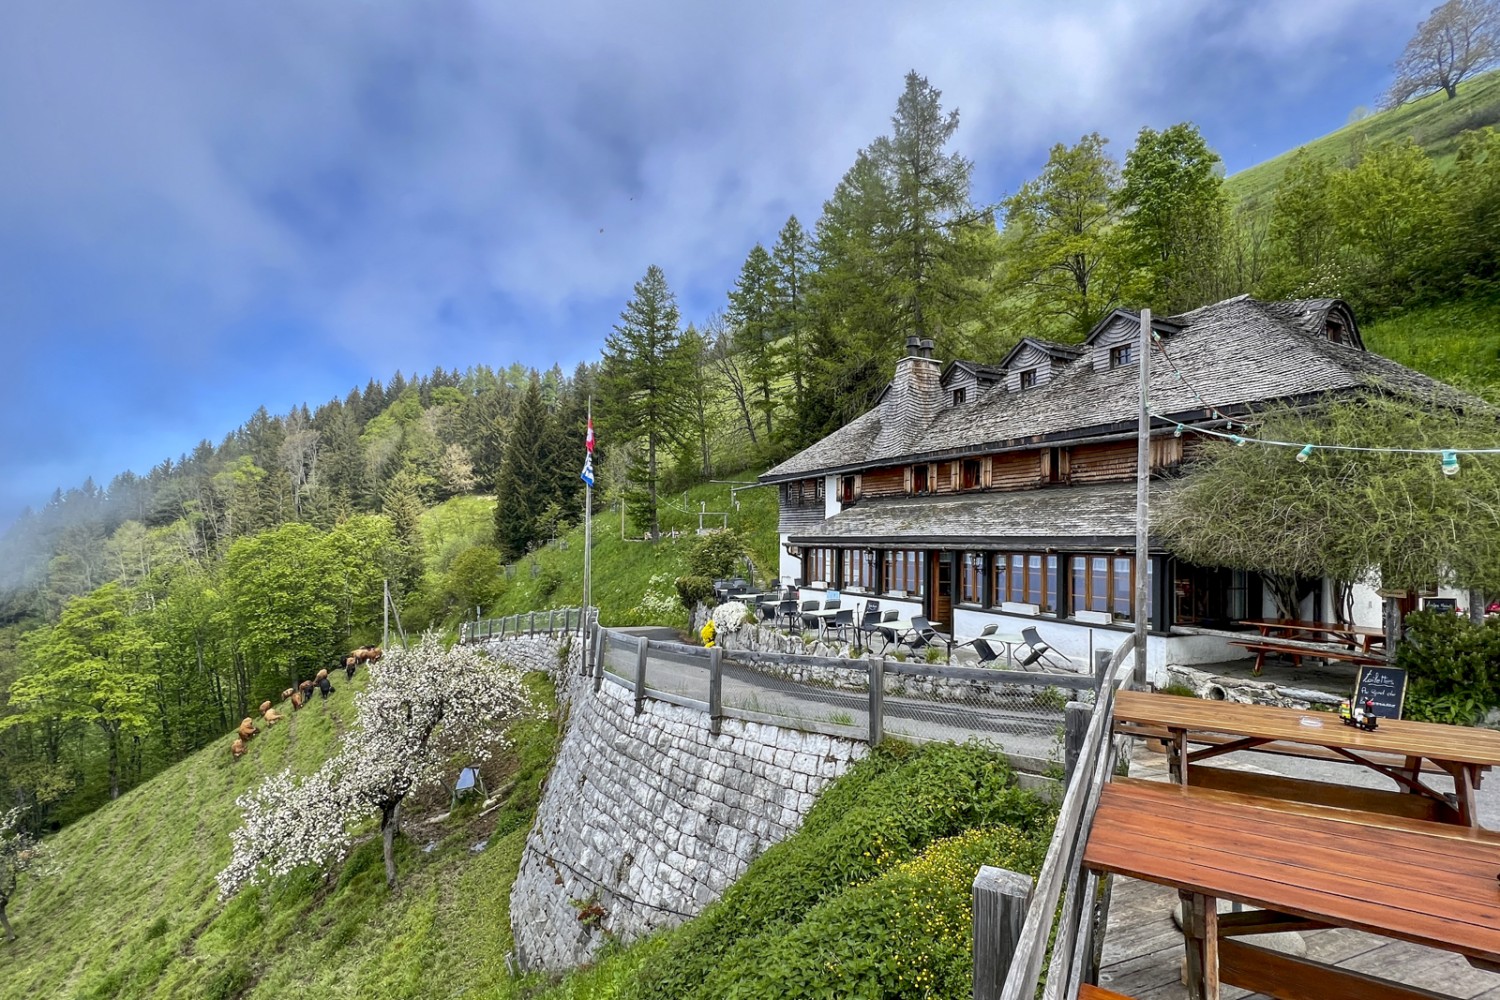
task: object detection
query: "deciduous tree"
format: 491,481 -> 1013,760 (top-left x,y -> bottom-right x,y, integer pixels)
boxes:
217,634 -> 532,895
1387,0 -> 1500,105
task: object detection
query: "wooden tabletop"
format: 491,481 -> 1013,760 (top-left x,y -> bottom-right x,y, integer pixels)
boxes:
1114,689 -> 1500,768
1085,778 -> 1500,964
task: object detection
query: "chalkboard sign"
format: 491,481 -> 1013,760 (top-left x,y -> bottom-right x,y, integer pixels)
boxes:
1424,597 -> 1458,614
1353,664 -> 1408,720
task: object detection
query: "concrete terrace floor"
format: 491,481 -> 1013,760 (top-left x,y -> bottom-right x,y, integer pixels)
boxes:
1094,744 -> 1500,999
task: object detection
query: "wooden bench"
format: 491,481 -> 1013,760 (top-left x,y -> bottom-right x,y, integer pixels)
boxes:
1078,986 -> 1133,999
1227,638 -> 1384,675
1084,777 -> 1500,999
1186,763 -> 1451,823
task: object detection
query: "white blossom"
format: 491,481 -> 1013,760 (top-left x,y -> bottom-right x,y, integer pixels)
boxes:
712,601 -> 754,634
217,633 -> 533,898
0,808 -> 58,941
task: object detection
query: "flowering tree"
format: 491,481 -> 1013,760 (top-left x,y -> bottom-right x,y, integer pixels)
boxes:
217,634 -> 533,896
0,808 -> 57,942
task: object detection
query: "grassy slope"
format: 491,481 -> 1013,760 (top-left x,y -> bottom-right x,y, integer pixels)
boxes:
1362,290 -> 1500,402
473,473 -> 780,628
1225,69 -> 1500,212
2,670 -> 560,1000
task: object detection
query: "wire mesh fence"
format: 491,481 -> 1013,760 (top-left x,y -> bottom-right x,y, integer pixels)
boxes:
592,627 -> 1095,772
462,607 -> 590,643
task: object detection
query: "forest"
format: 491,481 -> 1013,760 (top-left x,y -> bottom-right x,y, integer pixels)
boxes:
1,64 -> 1498,833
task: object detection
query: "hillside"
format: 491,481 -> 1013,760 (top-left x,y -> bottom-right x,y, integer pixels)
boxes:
1226,68 -> 1500,211
0,669 -> 560,1000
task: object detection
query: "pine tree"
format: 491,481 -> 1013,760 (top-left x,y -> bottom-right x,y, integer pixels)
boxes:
493,377 -> 550,561
381,470 -> 426,598
600,265 -> 688,540
770,215 -> 812,416
727,244 -> 780,438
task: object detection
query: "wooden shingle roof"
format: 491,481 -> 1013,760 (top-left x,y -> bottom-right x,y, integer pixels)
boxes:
762,295 -> 1479,483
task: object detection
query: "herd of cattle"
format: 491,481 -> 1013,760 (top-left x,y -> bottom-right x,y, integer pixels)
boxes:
230,645 -> 383,759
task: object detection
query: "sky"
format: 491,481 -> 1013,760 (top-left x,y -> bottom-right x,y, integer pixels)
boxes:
0,0 -> 1426,530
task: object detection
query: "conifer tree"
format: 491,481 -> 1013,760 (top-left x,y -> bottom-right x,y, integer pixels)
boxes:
600,265 -> 688,540
493,377 -> 550,560
727,244 -> 780,437
771,215 -> 812,416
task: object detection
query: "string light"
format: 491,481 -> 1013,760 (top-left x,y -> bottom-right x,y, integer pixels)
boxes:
1146,326 -> 1499,476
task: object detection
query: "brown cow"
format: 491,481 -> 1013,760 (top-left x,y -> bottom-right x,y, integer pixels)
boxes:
299,679 -> 315,699
263,707 -> 283,726
290,691 -> 304,711
281,687 -> 295,701
231,738 -> 246,760
259,700 -> 272,713
362,646 -> 383,663
237,718 -> 259,741
316,669 -> 328,681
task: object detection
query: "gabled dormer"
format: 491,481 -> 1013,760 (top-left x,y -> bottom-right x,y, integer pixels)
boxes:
939,360 -> 1005,406
1258,298 -> 1365,350
1083,309 -> 1184,373
997,338 -> 1084,391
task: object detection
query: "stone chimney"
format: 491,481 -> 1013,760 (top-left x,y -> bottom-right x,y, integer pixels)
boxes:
874,336 -> 943,455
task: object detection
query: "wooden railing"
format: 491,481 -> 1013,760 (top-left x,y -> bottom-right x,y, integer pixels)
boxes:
987,634 -> 1138,1000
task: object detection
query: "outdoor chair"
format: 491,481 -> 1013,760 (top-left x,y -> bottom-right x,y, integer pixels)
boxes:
856,602 -> 883,650
775,598 -> 800,630
799,599 -> 821,631
826,608 -> 855,645
823,596 -> 841,611
1018,625 -> 1072,671
957,623 -> 999,649
903,615 -> 954,659
970,638 -> 1002,667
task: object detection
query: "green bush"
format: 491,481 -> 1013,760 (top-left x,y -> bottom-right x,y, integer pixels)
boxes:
687,529 -> 747,580
674,575 -> 716,612
624,742 -> 1052,1000
1397,611 -> 1500,724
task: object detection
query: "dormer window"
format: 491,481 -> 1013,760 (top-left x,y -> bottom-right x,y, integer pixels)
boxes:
1326,319 -> 1346,345
912,464 -> 930,494
961,458 -> 983,490
952,387 -> 967,405
1110,345 -> 1133,368
1019,369 -> 1038,390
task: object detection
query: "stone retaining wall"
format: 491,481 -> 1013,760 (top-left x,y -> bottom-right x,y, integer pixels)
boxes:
508,667 -> 866,972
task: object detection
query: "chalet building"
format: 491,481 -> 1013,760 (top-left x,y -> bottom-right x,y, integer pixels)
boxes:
759,295 -> 1472,682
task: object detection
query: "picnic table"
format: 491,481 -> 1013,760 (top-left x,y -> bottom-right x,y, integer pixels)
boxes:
1084,776 -> 1500,1000
1112,689 -> 1500,827
1239,617 -> 1386,653
1226,636 -> 1384,676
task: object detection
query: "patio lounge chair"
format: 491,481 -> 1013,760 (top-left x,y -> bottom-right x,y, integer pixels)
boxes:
1018,625 -> 1072,671
970,638 -> 1003,667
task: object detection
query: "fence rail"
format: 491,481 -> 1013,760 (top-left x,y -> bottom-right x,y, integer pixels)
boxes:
592,626 -> 1097,771
991,634 -> 1137,1000
460,607 -> 593,644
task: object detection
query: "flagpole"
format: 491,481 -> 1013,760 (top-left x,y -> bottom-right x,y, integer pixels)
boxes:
582,399 -> 594,679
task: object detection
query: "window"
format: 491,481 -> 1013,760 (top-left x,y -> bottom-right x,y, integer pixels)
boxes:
1070,554 -> 1149,620
791,478 -> 824,505
952,387 -> 967,406
1110,344 -> 1133,368
1325,319 -> 1346,345
989,551 -> 1057,612
883,549 -> 925,596
912,464 -> 930,494
961,458 -> 983,490
804,547 -> 835,586
1019,368 -> 1038,390
840,475 -> 858,504
1046,447 -> 1069,485
960,552 -> 985,604
841,549 -> 875,591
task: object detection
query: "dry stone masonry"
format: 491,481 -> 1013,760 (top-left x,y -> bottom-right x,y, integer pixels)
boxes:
501,638 -> 867,972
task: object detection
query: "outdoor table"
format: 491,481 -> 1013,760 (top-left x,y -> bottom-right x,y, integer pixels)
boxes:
988,632 -> 1026,666
1238,618 -> 1386,653
1085,777 -> 1500,1000
1112,689 -> 1500,827
802,607 -> 841,636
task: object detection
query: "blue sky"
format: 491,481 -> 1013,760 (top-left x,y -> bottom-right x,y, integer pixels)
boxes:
0,0 -> 1424,529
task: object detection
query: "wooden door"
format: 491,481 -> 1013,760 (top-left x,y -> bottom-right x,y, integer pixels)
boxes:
929,552 -> 952,629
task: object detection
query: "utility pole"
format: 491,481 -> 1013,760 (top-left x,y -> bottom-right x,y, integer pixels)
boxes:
1134,309 -> 1152,687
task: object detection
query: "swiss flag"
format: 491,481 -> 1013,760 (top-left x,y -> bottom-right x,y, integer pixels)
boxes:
585,417 -> 595,453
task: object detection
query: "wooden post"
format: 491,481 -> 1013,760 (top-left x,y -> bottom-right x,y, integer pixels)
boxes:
973,865 -> 1034,1000
1065,701 -> 1090,785
634,637 -> 649,715
529,611 -> 537,637
593,627 -> 606,693
1094,650 -> 1111,694
1179,890 -> 1220,1000
868,657 -> 884,746
1134,308 -> 1152,688
709,646 -> 723,736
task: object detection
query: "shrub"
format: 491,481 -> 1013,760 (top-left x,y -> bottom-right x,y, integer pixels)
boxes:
1398,611 -> 1500,724
674,575 -> 715,612
687,530 -> 747,580
626,742 -> 1052,1000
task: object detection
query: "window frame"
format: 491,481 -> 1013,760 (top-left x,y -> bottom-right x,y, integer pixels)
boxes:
883,548 -> 926,597
1019,368 -> 1038,390
1110,344 -> 1133,368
